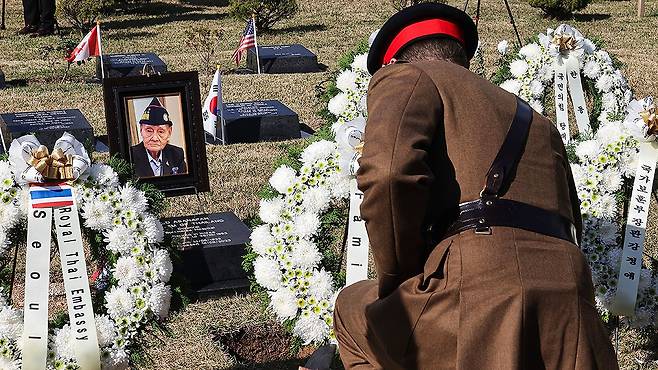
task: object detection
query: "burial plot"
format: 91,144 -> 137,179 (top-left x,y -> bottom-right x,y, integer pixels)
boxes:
96,53 -> 167,79
218,100 -> 301,144
247,44 -> 320,74
162,212 -> 251,297
0,109 -> 94,153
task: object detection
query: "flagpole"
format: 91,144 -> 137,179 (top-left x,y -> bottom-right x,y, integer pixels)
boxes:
252,14 -> 262,74
97,21 -> 105,80
218,65 -> 226,145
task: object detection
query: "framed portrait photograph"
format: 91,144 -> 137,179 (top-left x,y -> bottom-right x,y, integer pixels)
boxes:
103,72 -> 210,196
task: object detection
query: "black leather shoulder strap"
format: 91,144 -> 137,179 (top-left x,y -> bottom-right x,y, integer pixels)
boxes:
482,98 -> 533,197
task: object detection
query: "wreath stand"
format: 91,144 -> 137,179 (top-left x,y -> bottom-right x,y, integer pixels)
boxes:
462,0 -> 523,46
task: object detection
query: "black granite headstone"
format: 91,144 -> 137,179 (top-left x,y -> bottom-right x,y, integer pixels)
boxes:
0,109 -> 94,153
218,100 -> 301,144
0,68 -> 5,89
247,44 -> 320,74
96,53 -> 167,79
162,212 -> 251,297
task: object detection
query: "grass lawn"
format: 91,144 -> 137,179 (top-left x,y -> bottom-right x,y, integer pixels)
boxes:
2,0 -> 658,368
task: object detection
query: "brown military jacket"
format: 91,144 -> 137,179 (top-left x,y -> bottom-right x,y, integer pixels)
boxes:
334,61 -> 618,369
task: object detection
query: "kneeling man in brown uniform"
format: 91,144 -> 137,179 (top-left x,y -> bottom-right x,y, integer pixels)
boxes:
333,3 -> 618,369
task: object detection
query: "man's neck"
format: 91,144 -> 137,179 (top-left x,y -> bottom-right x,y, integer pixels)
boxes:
147,149 -> 161,161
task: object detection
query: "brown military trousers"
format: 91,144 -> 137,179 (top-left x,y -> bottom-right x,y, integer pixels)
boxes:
334,227 -> 619,369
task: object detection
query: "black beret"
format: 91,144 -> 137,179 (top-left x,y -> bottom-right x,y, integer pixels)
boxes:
139,98 -> 173,126
368,3 -> 478,75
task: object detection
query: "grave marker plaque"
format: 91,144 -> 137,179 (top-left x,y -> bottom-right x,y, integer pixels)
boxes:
247,44 -> 320,74
218,100 -> 300,144
162,212 -> 251,297
96,53 -> 167,79
0,109 -> 94,153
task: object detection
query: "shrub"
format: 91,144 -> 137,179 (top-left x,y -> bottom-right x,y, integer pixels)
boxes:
527,0 -> 590,18
392,0 -> 443,10
56,0 -> 105,34
229,0 -> 298,32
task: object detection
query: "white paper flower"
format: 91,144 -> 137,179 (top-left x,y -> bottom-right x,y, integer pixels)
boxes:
259,197 -> 284,224
510,60 -> 529,78
152,249 -> 173,282
497,40 -> 509,55
500,79 -> 521,95
269,288 -> 298,320
148,283 -> 172,319
253,257 -> 283,291
269,165 -> 296,194
337,70 -> 359,92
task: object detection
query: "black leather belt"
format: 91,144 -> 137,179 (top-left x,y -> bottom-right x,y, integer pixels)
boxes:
439,98 -> 578,245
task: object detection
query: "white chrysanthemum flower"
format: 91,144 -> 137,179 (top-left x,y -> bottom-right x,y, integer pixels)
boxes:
95,315 -> 117,347
269,288 -> 298,320
0,203 -> 20,230
293,313 -> 330,344
351,54 -> 369,72
253,257 -> 283,290
601,92 -> 618,112
0,306 -> 23,339
113,256 -> 143,286
0,232 -> 8,254
570,164 -> 585,186
595,122 -> 625,147
301,141 -> 337,166
152,249 -> 173,282
583,60 -> 601,79
148,283 -> 172,319
519,43 -> 542,61
326,174 -> 351,199
89,164 -> 119,188
595,50 -> 613,65
593,194 -> 617,219
582,39 -> 596,54
250,225 -> 276,255
52,325 -> 75,360
308,269 -> 334,300
102,346 -> 130,370
0,161 -> 13,184
336,70 -> 359,92
328,93 -> 349,116
302,186 -> 332,214
595,74 -> 614,93
500,79 -> 521,95
575,140 -> 600,160
81,198 -> 114,230
597,220 -> 619,244
509,60 -> 529,78
529,80 -> 544,98
497,40 -> 509,55
119,185 -> 148,214
142,214 -> 164,244
105,287 -> 135,318
104,226 -> 137,254
291,239 -> 322,268
537,64 -> 554,82
269,165 -> 296,194
259,197 -> 284,224
293,212 -> 320,238
601,169 -> 623,193
0,356 -> 20,370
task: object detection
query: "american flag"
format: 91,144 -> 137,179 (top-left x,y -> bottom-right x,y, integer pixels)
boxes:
232,18 -> 256,65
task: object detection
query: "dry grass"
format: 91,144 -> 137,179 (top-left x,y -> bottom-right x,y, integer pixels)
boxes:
2,0 -> 658,368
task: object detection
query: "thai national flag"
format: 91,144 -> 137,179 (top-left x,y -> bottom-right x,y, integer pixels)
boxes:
30,184 -> 74,209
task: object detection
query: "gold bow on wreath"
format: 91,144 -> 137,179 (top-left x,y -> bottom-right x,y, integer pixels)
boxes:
28,145 -> 75,180
641,104 -> 658,137
552,34 -> 577,53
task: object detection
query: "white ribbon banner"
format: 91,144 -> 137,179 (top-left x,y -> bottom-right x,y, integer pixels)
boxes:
345,179 -> 370,287
612,142 -> 658,316
22,188 -> 101,370
554,55 -> 592,143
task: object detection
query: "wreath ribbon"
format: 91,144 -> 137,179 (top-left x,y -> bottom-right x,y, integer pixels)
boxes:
551,25 -> 591,143
8,134 -> 101,370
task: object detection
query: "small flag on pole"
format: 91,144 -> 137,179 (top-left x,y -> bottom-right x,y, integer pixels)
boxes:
202,66 -> 226,143
232,17 -> 259,72
66,24 -> 102,63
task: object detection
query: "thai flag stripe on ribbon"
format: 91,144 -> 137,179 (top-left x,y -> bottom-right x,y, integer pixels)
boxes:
30,184 -> 74,208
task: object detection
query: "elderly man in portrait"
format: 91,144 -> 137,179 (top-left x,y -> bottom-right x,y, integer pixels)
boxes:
131,98 -> 187,178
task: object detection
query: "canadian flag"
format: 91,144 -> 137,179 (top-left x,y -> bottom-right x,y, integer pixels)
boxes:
66,24 -> 102,63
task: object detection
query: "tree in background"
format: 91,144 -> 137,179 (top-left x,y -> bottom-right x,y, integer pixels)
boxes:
230,0 -> 298,32
392,0 -> 443,11
527,0 -> 591,18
